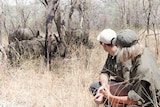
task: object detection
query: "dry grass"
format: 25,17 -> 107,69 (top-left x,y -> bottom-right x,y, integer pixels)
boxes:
0,30 -> 107,107
1,55 -> 98,107
138,29 -> 160,66
0,30 -> 160,107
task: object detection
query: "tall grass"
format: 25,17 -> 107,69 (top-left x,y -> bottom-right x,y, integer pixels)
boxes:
0,31 -> 108,107
1,30 -> 160,107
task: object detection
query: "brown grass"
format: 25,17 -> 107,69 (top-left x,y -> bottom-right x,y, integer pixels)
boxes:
0,30 -> 105,107
0,30 -> 160,107
1,56 -> 97,107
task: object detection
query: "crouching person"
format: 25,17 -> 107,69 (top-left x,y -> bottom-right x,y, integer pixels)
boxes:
89,29 -> 132,107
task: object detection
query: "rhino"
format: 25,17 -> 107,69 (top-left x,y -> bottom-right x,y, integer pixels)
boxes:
8,27 -> 40,44
7,35 -> 66,65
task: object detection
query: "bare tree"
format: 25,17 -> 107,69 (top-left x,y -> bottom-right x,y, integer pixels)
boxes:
40,0 -> 91,69
1,3 -> 8,37
142,0 -> 152,47
151,0 -> 160,57
67,0 -> 90,46
15,0 -> 31,28
143,0 -> 160,56
115,0 -> 128,28
42,0 -> 60,69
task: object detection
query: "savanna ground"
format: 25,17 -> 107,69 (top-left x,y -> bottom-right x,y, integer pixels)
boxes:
0,30 -> 160,107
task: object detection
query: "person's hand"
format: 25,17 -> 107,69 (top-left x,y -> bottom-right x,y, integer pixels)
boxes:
94,86 -> 105,104
98,84 -> 110,94
98,85 -> 111,98
94,93 -> 104,104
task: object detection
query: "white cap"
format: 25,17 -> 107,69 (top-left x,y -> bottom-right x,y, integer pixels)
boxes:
97,29 -> 117,45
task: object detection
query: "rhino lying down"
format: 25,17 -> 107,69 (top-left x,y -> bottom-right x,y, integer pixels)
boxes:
8,27 -> 40,44
7,37 -> 66,64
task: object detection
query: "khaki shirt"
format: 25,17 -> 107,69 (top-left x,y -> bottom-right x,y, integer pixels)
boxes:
128,48 -> 160,106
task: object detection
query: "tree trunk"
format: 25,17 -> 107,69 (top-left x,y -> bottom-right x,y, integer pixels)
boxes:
45,0 -> 59,70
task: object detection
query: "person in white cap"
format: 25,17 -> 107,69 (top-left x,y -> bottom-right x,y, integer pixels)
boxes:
89,29 -> 133,107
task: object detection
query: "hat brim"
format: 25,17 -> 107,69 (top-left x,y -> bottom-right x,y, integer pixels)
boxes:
111,38 -> 117,46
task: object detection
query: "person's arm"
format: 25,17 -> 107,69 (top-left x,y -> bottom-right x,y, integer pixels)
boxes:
99,56 -> 111,88
99,73 -> 110,89
94,57 -> 111,104
94,73 -> 110,104
94,56 -> 112,104
109,94 -> 137,105
101,88 -> 137,105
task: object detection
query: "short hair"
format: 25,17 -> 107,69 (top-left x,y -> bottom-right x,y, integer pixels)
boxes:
117,42 -> 144,62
